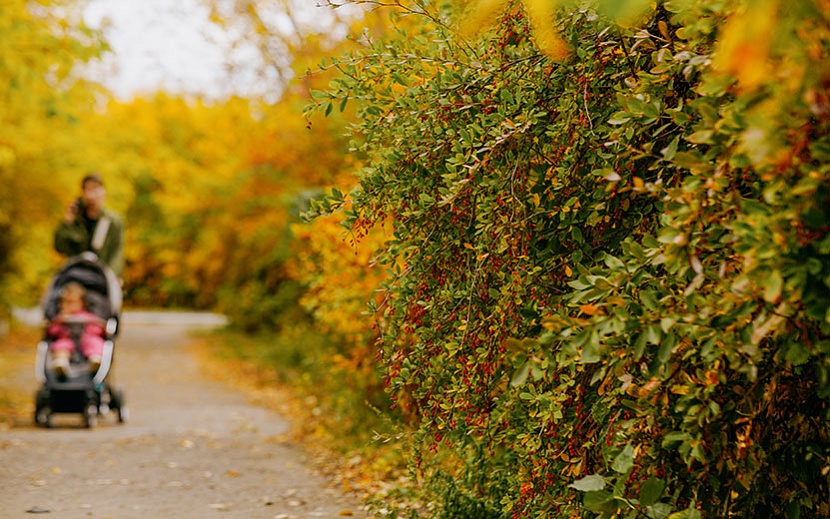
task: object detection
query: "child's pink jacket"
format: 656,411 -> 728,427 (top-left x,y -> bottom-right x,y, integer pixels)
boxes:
48,311 -> 106,358
47,310 -> 105,339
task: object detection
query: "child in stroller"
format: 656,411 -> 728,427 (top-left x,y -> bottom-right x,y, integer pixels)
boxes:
34,252 -> 127,428
47,281 -> 106,377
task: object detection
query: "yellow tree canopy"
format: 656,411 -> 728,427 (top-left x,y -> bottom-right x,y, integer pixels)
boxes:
0,0 -> 107,306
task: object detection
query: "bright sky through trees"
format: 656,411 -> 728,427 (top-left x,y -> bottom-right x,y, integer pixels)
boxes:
82,0 -> 260,99
80,0 -> 361,101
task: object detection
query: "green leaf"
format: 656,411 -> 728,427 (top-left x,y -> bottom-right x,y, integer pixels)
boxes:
612,444 -> 635,473
687,130 -> 714,144
661,135 -> 680,160
662,431 -> 692,448
628,96 -> 647,115
763,270 -> 783,302
657,331 -> 676,364
596,0 -> 653,23
694,100 -> 719,124
647,503 -> 673,519
668,504 -> 701,519
511,361 -> 531,387
672,151 -> 711,173
572,226 -> 584,244
786,500 -> 801,519
640,477 -> 666,506
604,255 -> 625,269
594,168 -> 621,181
608,112 -> 633,125
640,290 -> 659,312
568,278 -> 591,290
581,330 -> 601,364
645,324 -> 662,345
583,490 -> 618,514
569,474 -> 606,492
391,72 -> 409,86
634,330 -> 648,360
784,341 -> 811,366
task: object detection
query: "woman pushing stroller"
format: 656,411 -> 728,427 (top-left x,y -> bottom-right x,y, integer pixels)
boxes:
32,172 -> 128,427
54,172 -> 124,280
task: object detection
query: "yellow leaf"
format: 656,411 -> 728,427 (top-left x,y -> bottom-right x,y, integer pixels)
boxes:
459,0 -> 510,37
713,1 -> 777,91
579,303 -> 601,316
658,20 -> 670,40
669,384 -> 689,395
524,0 -> 570,59
638,377 -> 661,397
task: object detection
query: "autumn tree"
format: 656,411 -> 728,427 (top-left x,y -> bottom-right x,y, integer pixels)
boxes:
0,0 -> 108,312
307,0 -> 830,516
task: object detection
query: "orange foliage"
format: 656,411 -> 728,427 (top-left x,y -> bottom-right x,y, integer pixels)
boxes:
288,212 -> 389,345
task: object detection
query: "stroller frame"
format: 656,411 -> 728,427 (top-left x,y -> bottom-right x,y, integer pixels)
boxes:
33,252 -> 128,428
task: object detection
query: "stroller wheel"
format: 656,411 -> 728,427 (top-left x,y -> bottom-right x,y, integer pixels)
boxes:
34,388 -> 51,428
84,402 -> 98,429
112,387 -> 128,423
35,405 -> 52,428
117,405 -> 130,423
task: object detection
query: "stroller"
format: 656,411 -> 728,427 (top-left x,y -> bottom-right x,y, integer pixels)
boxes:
34,252 -> 128,428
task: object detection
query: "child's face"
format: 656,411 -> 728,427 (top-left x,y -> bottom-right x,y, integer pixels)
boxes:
60,295 -> 84,314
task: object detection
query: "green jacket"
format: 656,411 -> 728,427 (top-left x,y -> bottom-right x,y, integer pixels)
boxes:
54,208 -> 124,278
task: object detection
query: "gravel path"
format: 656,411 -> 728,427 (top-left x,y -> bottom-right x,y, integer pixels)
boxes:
0,315 -> 366,518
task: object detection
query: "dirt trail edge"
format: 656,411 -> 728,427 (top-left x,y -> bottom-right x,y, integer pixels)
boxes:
0,313 -> 367,519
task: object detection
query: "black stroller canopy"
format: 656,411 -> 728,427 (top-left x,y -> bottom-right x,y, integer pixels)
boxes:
42,252 -> 122,322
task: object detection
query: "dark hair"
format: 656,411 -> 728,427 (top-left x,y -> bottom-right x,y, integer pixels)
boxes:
82,173 -> 104,187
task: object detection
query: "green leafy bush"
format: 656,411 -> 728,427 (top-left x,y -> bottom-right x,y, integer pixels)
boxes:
309,0 -> 830,516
